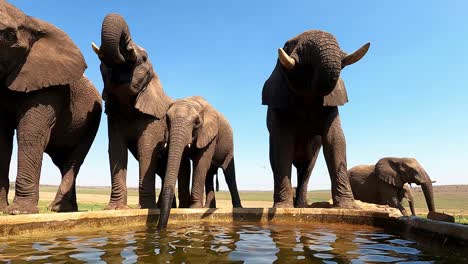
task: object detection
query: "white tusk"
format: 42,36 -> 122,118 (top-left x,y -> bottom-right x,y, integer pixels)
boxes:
164,142 -> 167,148
278,48 -> 296,69
91,42 -> 102,56
188,143 -> 191,148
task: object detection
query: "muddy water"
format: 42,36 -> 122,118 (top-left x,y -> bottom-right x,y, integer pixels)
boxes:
0,222 -> 465,263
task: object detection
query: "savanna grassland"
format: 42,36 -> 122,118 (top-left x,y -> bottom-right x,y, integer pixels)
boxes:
5,184 -> 468,224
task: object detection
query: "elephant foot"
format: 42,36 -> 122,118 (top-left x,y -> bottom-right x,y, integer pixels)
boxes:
138,203 -> 158,209
332,198 -> 360,209
189,202 -> 204,208
232,203 -> 243,208
0,202 -> 8,212
294,199 -> 309,208
48,195 -> 78,212
178,201 -> 190,208
104,203 -> 132,210
273,201 -> 294,208
4,202 -> 39,215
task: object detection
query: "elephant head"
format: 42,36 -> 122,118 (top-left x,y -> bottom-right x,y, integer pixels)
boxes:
92,13 -> 170,118
0,0 -> 86,91
375,157 -> 435,213
262,30 -> 370,107
158,96 -> 219,229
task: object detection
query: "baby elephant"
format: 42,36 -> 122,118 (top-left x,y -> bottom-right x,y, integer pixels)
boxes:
158,96 -> 242,229
348,157 -> 435,216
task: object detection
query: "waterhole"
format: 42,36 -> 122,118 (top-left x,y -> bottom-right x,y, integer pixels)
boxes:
0,222 -> 465,263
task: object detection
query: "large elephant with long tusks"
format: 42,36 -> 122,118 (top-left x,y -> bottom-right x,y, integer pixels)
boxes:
262,30 -> 370,208
349,157 -> 435,216
0,0 -> 102,214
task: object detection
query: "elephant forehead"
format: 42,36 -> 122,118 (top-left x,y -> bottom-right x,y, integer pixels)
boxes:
168,103 -> 198,117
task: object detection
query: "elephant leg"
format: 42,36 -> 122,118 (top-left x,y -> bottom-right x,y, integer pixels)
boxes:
321,107 -> 358,209
223,158 -> 242,208
137,137 -> 161,209
269,130 -> 294,208
293,136 -> 321,208
190,143 -> 216,208
49,115 -> 100,212
105,120 -> 130,210
155,159 -> 178,209
177,154 -> 191,208
7,105 -> 56,214
0,119 -> 14,211
381,185 -> 408,216
204,166 -> 217,208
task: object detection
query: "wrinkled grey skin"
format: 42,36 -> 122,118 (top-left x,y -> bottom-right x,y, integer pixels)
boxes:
348,157 -> 435,216
400,184 -> 416,216
92,14 -> 189,209
158,96 -> 242,229
0,0 -> 102,214
262,30 -> 370,208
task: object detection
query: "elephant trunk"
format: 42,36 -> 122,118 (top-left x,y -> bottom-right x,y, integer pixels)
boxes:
316,51 -> 341,96
421,181 -> 435,212
158,122 -> 190,229
100,13 -> 132,65
303,34 -> 342,96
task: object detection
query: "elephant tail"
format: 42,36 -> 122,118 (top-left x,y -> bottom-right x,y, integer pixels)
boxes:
216,172 -> 219,192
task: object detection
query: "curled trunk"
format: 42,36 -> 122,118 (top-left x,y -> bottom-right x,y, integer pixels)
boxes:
158,127 -> 188,229
100,14 -> 132,65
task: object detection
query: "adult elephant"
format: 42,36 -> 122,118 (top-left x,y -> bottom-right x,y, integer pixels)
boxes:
348,157 -> 435,216
158,96 -> 242,229
92,14 -> 189,209
0,0 -> 102,214
262,30 -> 370,208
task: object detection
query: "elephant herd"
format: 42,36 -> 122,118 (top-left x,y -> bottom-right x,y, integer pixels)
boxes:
0,1 -> 436,229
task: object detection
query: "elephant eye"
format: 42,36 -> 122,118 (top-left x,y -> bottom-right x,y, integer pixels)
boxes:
194,117 -> 202,128
2,30 -> 17,43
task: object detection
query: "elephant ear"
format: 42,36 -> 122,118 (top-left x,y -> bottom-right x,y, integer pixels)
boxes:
375,158 -> 404,188
195,98 -> 219,148
7,18 -> 86,92
262,61 -> 293,108
134,73 -> 171,119
323,77 -> 349,106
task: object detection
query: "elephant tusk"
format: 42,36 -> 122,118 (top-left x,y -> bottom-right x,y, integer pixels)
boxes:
164,142 -> 167,148
91,42 -> 102,57
188,143 -> 191,148
278,48 -> 296,70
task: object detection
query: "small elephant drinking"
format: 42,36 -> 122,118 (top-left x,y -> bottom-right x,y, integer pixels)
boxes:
158,96 -> 242,229
0,0 -> 102,214
262,30 -> 370,208
348,157 -> 435,216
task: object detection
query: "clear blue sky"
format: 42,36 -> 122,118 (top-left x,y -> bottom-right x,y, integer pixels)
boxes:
8,1 -> 468,190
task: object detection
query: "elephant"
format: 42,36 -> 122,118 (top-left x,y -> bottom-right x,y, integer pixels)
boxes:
0,0 -> 102,214
91,13 -> 189,209
262,30 -> 370,208
348,157 -> 435,216
158,96 -> 242,229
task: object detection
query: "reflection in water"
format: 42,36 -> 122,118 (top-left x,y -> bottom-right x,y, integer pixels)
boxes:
0,222 -> 465,263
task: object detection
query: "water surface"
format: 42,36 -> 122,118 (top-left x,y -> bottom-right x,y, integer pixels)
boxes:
0,222 -> 465,263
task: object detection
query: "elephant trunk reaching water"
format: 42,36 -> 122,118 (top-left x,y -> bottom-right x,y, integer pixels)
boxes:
158,119 -> 191,229
100,14 -> 133,65
420,178 -> 435,213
